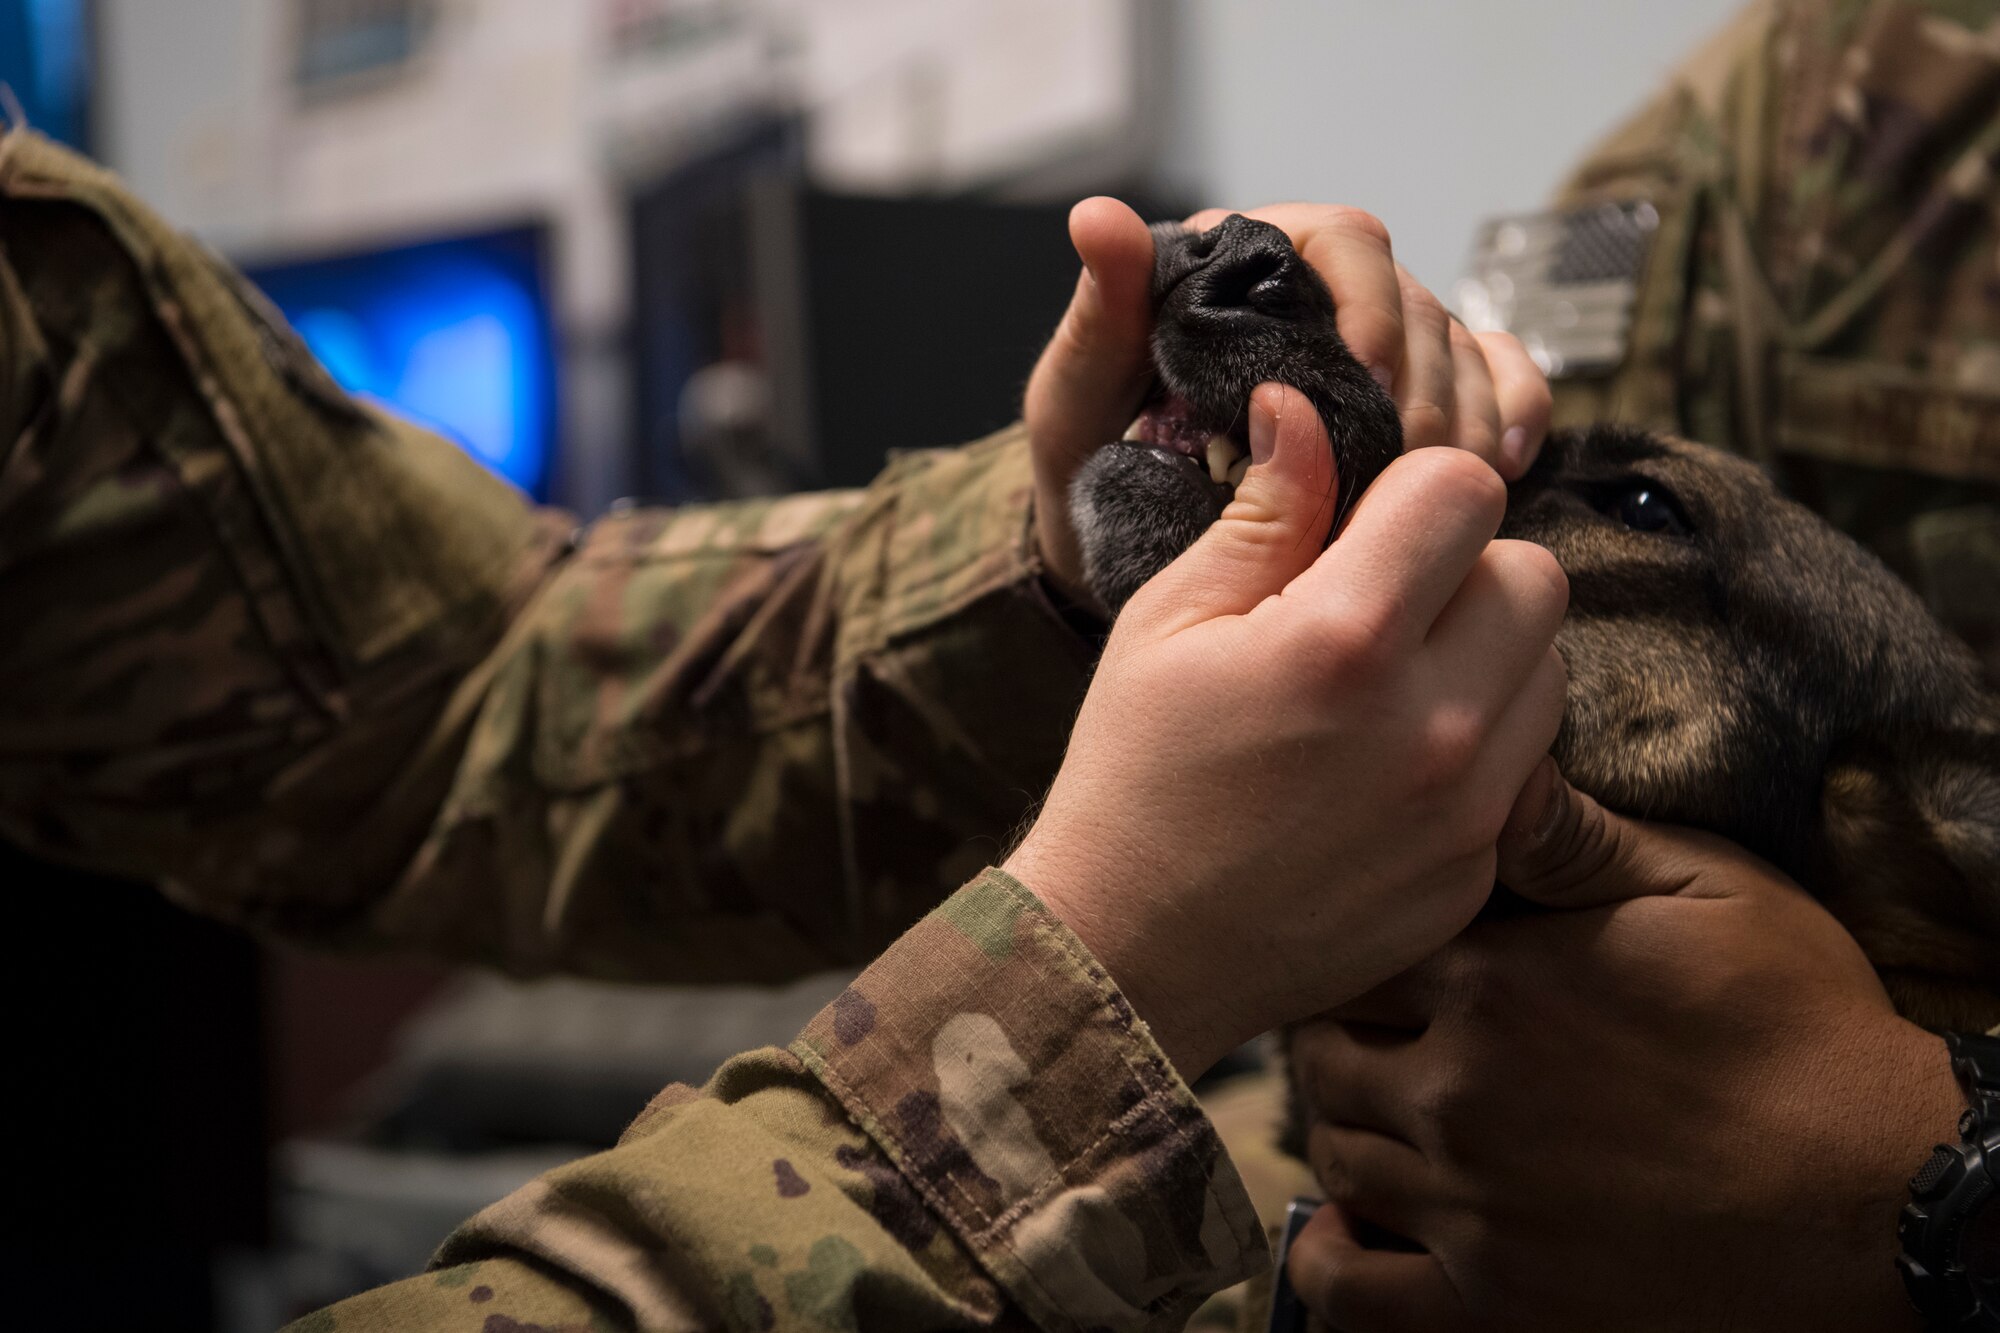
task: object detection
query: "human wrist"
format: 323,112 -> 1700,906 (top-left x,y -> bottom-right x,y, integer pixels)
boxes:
1846,1019 -> 1960,1332
793,865 -> 1270,1326
1001,830 -> 1233,1081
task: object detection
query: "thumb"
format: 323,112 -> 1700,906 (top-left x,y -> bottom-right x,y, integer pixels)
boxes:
1121,383 -> 1340,638
1496,756 -> 1703,909
1026,198 -> 1157,598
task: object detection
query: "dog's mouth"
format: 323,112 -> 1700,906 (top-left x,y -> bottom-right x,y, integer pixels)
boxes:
1117,379 -> 1253,494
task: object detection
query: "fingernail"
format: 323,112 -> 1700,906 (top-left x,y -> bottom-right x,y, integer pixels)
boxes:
1249,392 -> 1278,465
1501,425 -> 1530,474
1369,363 -> 1394,395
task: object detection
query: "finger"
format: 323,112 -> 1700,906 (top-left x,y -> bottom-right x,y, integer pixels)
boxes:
1118,382 -> 1339,637
1475,330 -> 1553,480
1244,204 -> 1405,394
1287,1018 -> 1429,1144
1463,647 -> 1570,841
1027,198 -> 1155,456
1393,268 -> 1457,453
1496,760 -> 1712,909
1424,541 -> 1569,715
1023,197 -> 1156,587
1289,1201 -> 1463,1333
1447,319 -> 1504,468
1323,952 -> 1456,1030
1307,1120 -> 1440,1244
1288,447 -> 1507,648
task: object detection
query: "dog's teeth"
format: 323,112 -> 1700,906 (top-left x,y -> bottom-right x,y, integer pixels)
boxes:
1206,434 -> 1241,484
1123,417 -> 1145,442
1226,456 -> 1249,489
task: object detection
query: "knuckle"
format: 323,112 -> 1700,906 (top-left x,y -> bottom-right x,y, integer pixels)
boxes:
1412,1060 -> 1469,1132
1474,328 -> 1528,362
1038,308 -> 1103,377
1340,305 -> 1405,366
1308,605 -> 1403,683
1537,792 -> 1617,887
1401,400 -> 1452,452
1327,206 -> 1393,249
1432,945 -> 1495,1026
1477,330 -> 1554,400
1400,278 -> 1447,325
1489,540 -> 1570,608
1412,446 -> 1508,517
1417,708 -> 1486,793
1454,416 -> 1501,464
1307,1132 -> 1363,1201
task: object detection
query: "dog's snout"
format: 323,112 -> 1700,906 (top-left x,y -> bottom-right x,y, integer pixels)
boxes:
1171,214 -> 1318,325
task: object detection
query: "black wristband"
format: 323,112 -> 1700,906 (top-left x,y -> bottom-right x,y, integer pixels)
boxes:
1898,1033 -> 2000,1330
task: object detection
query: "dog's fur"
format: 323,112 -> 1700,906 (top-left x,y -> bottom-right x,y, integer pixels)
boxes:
1071,216 -> 2000,1029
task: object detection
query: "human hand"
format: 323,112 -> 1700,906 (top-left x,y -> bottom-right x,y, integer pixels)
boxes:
1024,197 -> 1553,605
1286,761 -> 1965,1333
1003,386 -> 1568,1080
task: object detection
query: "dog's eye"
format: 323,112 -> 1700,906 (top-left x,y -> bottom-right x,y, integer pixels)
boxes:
1607,482 -> 1691,537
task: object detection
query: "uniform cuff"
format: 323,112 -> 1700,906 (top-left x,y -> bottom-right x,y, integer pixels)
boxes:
793,867 -> 1268,1332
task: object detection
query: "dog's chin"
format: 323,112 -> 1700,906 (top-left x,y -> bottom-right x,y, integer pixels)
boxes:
1070,441 -> 1227,614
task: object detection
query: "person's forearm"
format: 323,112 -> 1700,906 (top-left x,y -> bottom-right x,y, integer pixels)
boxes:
284,868 -> 1266,1332
344,426 -> 1098,982
0,129 -> 1095,983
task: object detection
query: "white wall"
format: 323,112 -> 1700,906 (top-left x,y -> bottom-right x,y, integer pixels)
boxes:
96,0 -> 638,508
89,0 -> 1146,511
95,0 -> 270,249
91,0 -> 1753,508
99,0 -> 1752,298
1157,0 -> 1746,292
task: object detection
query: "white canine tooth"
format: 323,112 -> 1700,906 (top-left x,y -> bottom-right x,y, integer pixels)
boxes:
1226,456 -> 1250,488
1205,434 -> 1241,484
1123,416 -> 1145,442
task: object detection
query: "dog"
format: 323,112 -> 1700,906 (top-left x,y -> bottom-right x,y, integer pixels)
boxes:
1069,215 -> 2000,1031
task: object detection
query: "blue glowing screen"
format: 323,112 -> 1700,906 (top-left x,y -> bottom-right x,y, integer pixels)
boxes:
245,227 -> 557,498
0,0 -> 93,151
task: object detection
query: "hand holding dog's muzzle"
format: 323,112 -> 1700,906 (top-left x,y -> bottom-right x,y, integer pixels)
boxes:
1025,196 -> 1556,618
1004,407 -> 1568,1081
1180,201 -> 1553,479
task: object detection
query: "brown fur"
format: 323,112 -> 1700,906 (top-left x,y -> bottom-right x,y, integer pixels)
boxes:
1509,426 -> 2000,1028
1076,218 -> 2000,1032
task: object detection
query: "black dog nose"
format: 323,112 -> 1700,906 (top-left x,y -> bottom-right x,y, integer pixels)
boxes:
1168,214 -> 1316,324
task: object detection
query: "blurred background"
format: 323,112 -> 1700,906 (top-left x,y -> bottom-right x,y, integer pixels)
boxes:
3,0 -> 1740,1326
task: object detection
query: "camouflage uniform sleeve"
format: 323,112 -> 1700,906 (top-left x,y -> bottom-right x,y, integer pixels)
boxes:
0,129 -> 1095,981
286,869 -> 1268,1333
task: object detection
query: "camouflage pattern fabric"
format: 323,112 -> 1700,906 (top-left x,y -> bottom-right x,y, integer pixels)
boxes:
0,128 -> 1092,983
1542,0 -> 2000,678
7,1 -> 1994,1325
279,869 -> 1264,1331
